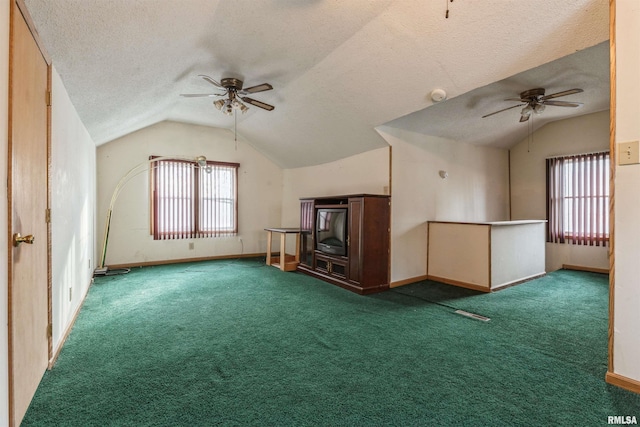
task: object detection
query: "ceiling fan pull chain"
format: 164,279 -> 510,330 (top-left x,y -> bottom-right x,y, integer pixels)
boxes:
446,0 -> 453,19
528,115 -> 533,153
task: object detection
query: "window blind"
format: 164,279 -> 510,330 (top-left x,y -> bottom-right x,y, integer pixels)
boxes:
152,158 -> 238,240
546,151 -> 609,246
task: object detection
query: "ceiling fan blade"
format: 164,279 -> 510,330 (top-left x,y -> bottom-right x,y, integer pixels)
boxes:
241,83 -> 273,94
504,97 -> 527,102
541,88 -> 583,101
199,74 -> 224,89
241,97 -> 275,111
481,103 -> 526,118
180,93 -> 225,98
519,114 -> 530,123
541,100 -> 584,107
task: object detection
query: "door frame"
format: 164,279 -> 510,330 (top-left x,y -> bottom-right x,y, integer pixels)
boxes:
7,0 -> 52,424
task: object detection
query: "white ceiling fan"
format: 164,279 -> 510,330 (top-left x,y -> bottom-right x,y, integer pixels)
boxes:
180,75 -> 275,115
482,88 -> 584,122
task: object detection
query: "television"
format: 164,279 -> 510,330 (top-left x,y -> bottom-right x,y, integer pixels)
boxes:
316,208 -> 348,256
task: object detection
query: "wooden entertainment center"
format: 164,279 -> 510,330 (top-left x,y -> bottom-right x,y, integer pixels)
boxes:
297,194 -> 390,295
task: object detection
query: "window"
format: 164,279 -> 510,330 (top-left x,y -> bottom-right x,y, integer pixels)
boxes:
151,157 -> 239,239
546,151 -> 609,246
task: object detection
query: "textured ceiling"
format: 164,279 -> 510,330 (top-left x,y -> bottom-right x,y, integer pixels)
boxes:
24,0 -> 609,168
385,41 -> 610,148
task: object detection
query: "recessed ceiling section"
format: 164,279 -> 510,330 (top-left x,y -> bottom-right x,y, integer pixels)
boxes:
383,42 -> 610,150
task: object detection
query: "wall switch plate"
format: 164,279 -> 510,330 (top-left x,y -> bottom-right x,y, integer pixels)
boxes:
618,140 -> 640,165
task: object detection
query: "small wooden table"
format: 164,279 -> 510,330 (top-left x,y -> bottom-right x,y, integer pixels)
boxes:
264,228 -> 301,272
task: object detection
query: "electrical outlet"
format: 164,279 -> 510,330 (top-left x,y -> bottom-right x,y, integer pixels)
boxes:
618,141 -> 640,165
188,242 -> 195,250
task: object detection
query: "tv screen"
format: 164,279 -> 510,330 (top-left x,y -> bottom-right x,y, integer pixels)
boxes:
316,208 -> 347,256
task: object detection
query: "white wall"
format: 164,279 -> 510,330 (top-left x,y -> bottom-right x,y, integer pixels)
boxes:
50,67 -> 96,353
510,111 -> 610,272
0,0 -> 10,423
377,126 -> 510,284
428,223 -> 491,288
613,0 -> 640,384
96,121 -> 283,266
281,147 -> 390,227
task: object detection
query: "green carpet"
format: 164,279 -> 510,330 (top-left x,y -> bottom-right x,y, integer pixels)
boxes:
22,258 -> 640,426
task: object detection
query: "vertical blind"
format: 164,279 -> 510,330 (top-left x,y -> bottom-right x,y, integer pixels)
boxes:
198,162 -> 238,237
152,158 -> 238,240
546,151 -> 609,246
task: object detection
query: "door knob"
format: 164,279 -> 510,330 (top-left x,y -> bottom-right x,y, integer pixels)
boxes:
13,233 -> 35,247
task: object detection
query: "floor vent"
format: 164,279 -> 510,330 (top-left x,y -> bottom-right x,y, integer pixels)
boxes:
455,310 -> 491,322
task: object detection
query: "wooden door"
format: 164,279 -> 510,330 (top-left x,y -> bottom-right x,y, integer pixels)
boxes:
8,2 -> 51,425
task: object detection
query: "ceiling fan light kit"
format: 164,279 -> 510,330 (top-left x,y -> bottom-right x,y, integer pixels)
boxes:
533,103 -> 545,114
482,87 -> 584,122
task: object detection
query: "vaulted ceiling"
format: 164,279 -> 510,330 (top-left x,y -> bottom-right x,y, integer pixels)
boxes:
24,0 -> 609,168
